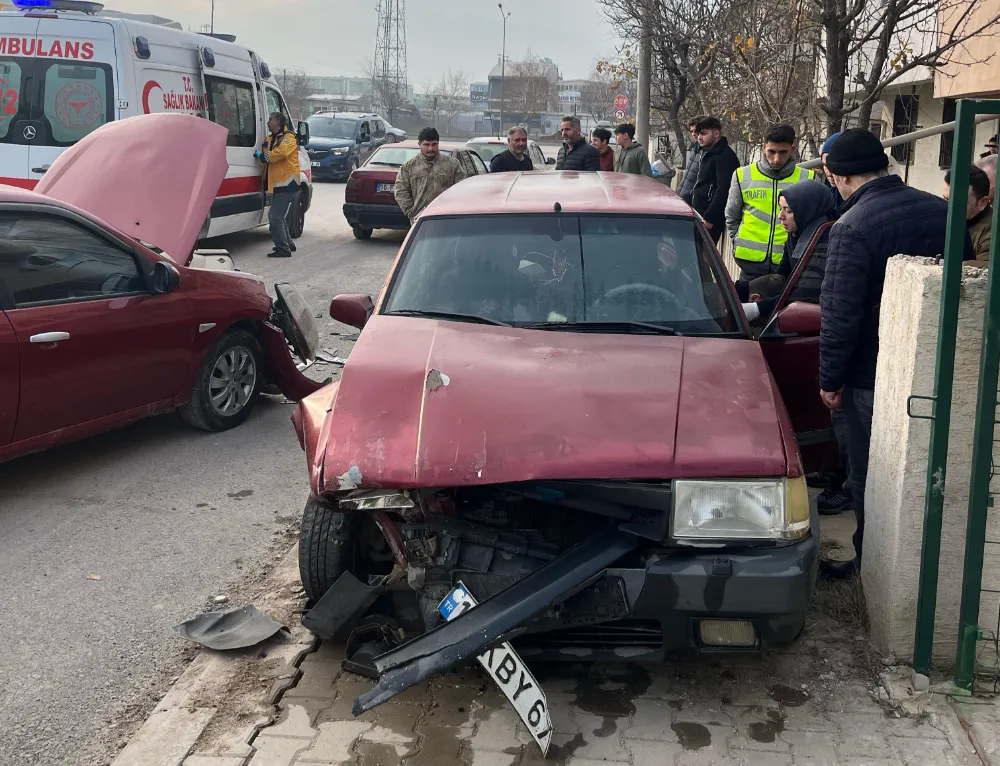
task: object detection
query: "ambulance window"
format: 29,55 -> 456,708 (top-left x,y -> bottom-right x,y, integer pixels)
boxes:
0,61 -> 25,141
41,63 -> 114,146
265,88 -> 290,126
205,76 -> 257,148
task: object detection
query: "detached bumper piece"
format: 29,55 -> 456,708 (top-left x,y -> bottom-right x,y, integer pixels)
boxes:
352,528 -> 640,715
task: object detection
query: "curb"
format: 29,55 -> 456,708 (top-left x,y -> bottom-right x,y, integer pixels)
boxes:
112,544 -> 316,766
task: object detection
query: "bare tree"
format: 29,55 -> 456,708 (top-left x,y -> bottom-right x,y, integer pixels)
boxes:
818,0 -> 1000,133
580,67 -> 629,123
362,58 -> 410,123
505,52 -> 557,115
430,68 -> 471,133
275,68 -> 312,121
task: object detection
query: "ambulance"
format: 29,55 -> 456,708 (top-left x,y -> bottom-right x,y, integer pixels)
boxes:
0,0 -> 313,241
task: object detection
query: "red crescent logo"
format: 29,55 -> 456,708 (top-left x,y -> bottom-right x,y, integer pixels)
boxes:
141,80 -> 160,114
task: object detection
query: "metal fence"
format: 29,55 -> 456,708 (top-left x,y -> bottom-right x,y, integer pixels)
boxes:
910,99 -> 1000,692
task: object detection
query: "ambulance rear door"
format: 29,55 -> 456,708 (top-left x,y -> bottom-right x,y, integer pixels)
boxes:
0,14 -> 40,188
26,17 -> 118,185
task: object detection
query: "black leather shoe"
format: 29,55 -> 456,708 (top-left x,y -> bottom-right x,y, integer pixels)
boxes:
267,249 -> 292,258
820,558 -> 860,579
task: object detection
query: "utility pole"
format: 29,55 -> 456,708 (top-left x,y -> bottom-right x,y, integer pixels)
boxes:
635,1 -> 652,154
210,0 -> 215,34
498,3 -> 510,138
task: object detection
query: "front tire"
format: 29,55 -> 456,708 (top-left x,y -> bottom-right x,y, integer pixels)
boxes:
289,189 -> 306,239
299,497 -> 358,602
352,226 -> 373,240
179,329 -> 263,432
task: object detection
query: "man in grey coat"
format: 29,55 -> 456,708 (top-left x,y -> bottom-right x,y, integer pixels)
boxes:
613,124 -> 653,176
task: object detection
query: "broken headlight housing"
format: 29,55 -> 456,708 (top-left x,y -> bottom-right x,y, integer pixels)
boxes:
340,490 -> 415,511
672,477 -> 809,542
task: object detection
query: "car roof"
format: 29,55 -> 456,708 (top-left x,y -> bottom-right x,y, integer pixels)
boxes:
422,171 -> 695,217
466,137 -> 538,145
310,112 -> 379,120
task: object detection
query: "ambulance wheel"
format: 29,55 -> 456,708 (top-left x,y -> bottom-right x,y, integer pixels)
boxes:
289,189 -> 306,239
353,226 -> 373,240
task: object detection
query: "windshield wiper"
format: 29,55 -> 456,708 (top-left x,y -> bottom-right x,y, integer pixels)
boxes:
523,320 -> 681,335
369,162 -> 402,167
384,309 -> 511,327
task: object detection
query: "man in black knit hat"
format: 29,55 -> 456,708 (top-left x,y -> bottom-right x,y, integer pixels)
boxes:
819,128 -> 960,579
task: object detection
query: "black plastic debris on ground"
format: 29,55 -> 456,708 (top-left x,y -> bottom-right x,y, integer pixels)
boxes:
173,605 -> 287,650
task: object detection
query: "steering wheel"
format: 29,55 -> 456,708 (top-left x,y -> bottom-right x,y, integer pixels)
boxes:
602,283 -> 680,309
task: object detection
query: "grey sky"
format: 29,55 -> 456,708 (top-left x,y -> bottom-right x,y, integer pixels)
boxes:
118,1 -> 620,89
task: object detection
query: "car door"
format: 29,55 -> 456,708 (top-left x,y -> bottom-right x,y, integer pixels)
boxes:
28,18 -> 118,185
358,119 -> 374,162
468,151 -> 489,175
0,308 -> 17,446
0,15 -> 38,188
455,150 -> 478,178
757,245 -> 838,472
0,208 -> 194,443
372,119 -> 387,150
205,74 -> 265,232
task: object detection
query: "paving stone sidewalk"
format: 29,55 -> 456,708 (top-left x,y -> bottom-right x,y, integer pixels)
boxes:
219,570 -> 979,766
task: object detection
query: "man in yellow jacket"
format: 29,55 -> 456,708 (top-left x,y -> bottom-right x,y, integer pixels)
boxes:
257,112 -> 301,258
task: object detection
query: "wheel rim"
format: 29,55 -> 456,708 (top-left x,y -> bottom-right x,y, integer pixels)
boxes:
209,346 -> 257,416
297,198 -> 305,230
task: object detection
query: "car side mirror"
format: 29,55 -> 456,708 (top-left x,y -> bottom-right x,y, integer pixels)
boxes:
546,157 -> 556,165
761,301 -> 821,338
296,121 -> 310,145
151,261 -> 180,295
330,294 -> 374,329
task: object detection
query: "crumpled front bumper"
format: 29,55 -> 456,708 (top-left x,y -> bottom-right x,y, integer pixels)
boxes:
350,504 -> 819,715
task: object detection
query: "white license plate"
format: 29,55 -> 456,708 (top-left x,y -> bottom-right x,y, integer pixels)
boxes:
311,161 -> 321,167
377,183 -> 395,193
439,582 -> 552,756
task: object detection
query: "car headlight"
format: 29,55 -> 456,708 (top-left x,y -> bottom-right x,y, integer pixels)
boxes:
672,477 -> 809,542
332,147 -> 349,155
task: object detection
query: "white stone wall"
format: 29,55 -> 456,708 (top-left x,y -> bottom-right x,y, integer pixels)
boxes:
864,256 -> 997,665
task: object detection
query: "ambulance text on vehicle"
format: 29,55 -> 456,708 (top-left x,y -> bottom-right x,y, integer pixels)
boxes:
0,0 -> 312,244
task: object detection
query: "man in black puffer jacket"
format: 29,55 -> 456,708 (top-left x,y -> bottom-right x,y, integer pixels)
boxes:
819,129 -> 968,579
555,115 -> 601,171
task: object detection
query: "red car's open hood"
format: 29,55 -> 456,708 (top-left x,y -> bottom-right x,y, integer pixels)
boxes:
314,317 -> 788,491
36,114 -> 229,265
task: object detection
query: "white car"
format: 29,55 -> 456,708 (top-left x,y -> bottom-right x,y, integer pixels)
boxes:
465,137 -> 556,170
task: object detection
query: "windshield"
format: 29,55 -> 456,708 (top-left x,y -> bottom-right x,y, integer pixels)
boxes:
383,215 -> 739,334
305,116 -> 357,139
366,146 -> 452,167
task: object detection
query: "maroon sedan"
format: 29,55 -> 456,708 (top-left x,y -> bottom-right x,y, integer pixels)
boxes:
342,141 -> 489,240
294,171 -> 832,723
0,114 -> 322,464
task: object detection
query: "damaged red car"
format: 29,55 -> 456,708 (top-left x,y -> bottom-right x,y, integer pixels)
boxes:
293,171 -> 832,730
0,114 -> 322,464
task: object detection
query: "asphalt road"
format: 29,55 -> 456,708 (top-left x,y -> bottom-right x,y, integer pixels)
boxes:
0,184 -> 402,766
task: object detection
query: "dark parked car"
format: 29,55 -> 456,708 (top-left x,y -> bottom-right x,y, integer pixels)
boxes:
295,171 -> 835,726
0,113 -> 322,464
303,112 -> 390,181
342,141 -> 489,240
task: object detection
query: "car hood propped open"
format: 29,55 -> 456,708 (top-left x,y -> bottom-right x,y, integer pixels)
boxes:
36,114 -> 230,265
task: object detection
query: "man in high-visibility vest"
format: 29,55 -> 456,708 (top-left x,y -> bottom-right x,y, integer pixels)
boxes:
725,123 -> 818,280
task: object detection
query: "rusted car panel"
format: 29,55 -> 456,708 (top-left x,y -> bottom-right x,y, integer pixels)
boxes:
308,316 -> 787,494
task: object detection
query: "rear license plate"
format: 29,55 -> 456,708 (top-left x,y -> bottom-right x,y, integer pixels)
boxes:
311,161 -> 320,167
377,183 -> 395,193
439,582 -> 552,755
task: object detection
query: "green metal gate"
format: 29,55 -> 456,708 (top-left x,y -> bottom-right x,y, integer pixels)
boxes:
911,99 -> 1000,691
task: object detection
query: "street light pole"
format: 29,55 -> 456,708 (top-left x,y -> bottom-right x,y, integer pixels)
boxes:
498,3 -> 510,138
210,0 -> 215,34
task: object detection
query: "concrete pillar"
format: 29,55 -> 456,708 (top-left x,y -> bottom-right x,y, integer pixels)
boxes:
865,256 -> 997,665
